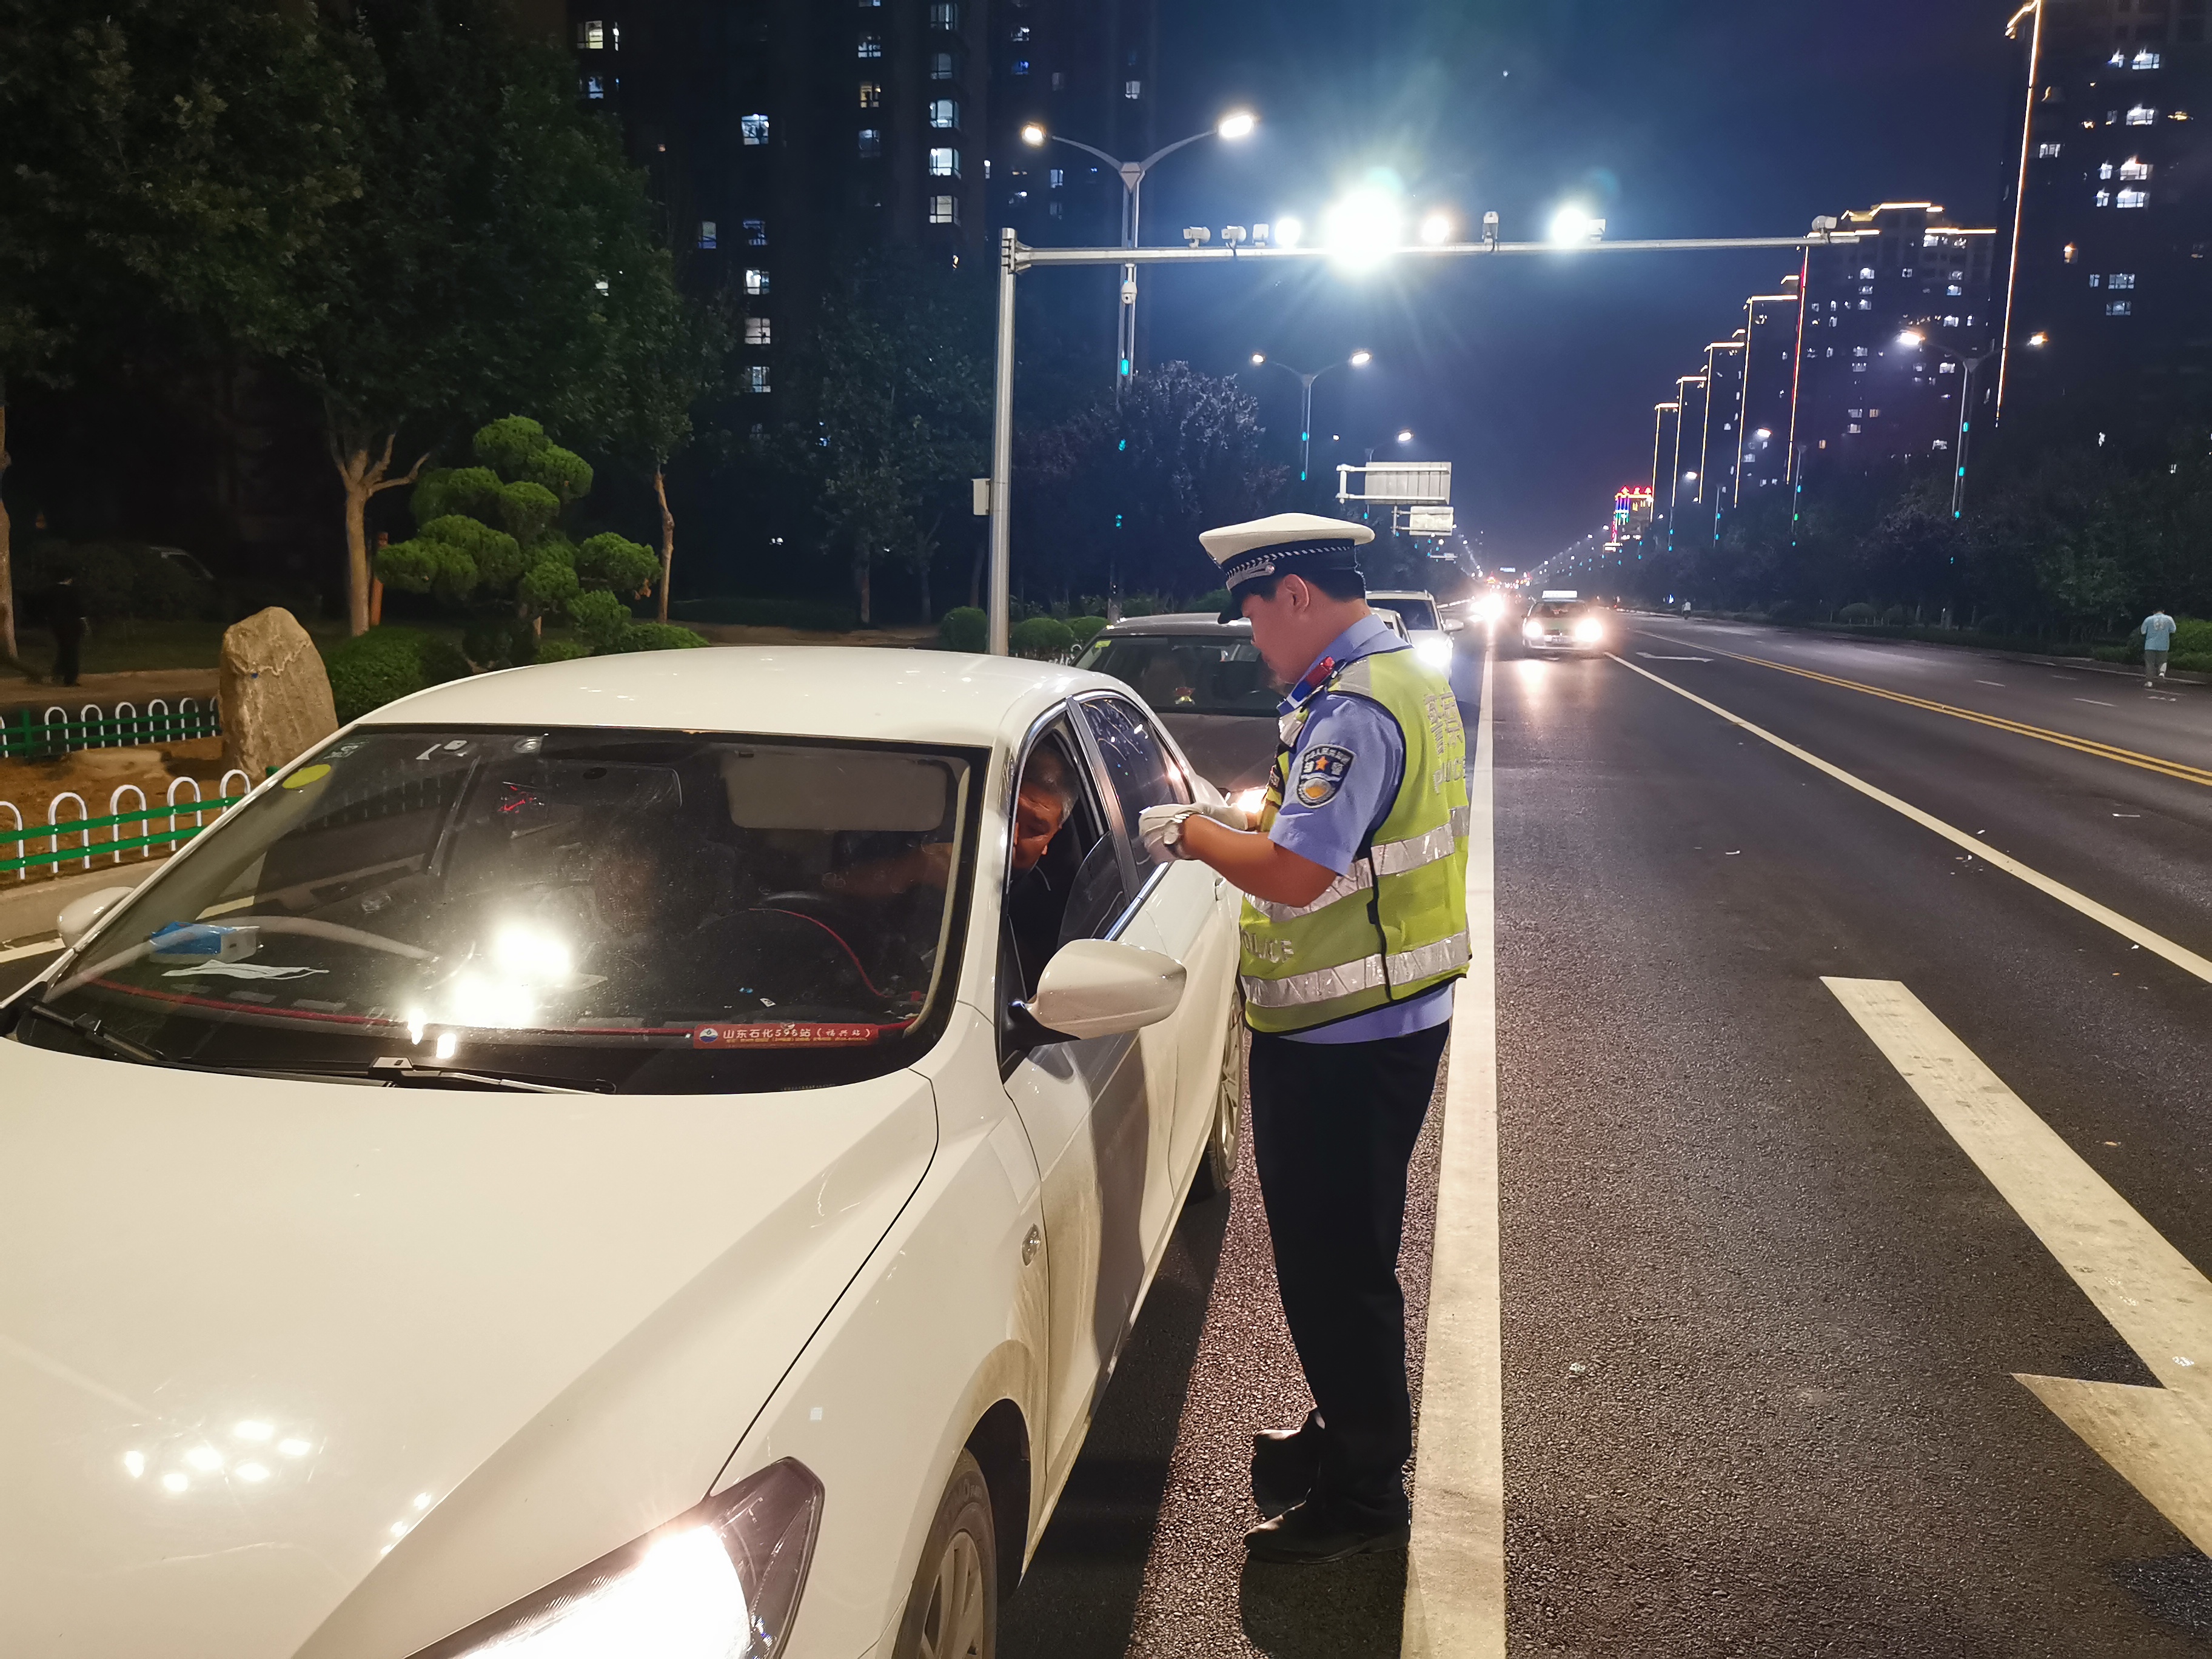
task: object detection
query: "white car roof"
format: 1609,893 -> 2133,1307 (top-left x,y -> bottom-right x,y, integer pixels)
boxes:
1366,589 -> 1438,602
357,646 -> 1116,749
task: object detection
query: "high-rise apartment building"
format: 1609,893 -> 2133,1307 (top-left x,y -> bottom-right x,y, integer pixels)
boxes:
2000,0 -> 2210,426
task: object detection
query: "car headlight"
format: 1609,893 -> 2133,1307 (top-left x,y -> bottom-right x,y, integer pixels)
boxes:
1521,618 -> 1544,640
1415,636 -> 1455,668
415,1460 -> 823,1659
1572,618 -> 1603,643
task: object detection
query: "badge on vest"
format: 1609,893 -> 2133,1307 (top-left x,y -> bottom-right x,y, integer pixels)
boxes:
1295,743 -> 1356,806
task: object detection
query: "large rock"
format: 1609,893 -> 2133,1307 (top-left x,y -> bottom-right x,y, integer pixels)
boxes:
218,608 -> 339,782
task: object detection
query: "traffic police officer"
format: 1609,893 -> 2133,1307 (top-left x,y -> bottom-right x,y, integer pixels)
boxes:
1139,512 -> 1469,1564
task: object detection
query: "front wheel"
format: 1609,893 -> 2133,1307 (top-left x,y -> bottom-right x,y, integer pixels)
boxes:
1188,990 -> 1245,1201
892,1449 -> 996,1659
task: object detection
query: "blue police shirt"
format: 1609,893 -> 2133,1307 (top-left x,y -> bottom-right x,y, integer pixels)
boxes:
1265,613 -> 1455,1046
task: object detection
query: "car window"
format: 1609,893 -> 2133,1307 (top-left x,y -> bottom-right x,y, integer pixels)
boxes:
1371,597 -> 1439,631
19,728 -> 983,1094
1078,635 -> 1278,716
1002,721 -> 1125,1010
1077,696 -> 1191,849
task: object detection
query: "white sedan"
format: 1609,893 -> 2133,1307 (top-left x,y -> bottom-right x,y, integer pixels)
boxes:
0,648 -> 1244,1659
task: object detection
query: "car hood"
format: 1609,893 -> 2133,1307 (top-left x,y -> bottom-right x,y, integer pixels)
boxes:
0,1040 -> 936,1659
1158,712 -> 1279,793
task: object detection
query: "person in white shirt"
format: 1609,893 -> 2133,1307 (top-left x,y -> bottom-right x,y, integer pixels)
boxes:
2140,609 -> 2177,688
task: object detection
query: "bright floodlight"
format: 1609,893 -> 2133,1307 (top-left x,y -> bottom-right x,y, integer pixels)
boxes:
1325,189 -> 1404,269
1349,350 -> 1373,367
1419,212 -> 1453,246
1216,111 -> 1258,140
1897,329 -> 1925,347
1548,205 -> 1601,245
1396,429 -> 1415,444
1251,352 -> 1267,364
2028,331 -> 2049,346
1021,123 -> 1046,147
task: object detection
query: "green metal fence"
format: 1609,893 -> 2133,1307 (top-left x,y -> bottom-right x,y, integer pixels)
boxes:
1,788 -> 247,880
0,699 -> 221,761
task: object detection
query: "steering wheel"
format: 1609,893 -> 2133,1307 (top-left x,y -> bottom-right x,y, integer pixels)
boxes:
726,899 -> 888,1002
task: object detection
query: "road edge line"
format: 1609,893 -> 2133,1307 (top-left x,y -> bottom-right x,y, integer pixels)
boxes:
1404,649 -> 1506,1658
1608,653 -> 2212,987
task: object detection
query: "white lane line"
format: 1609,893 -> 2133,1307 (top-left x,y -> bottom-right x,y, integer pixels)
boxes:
1824,979 -> 2212,1554
1607,654 -> 2212,986
0,938 -> 61,967
1404,650 -> 1504,1659
1976,680 -> 2007,687
2076,697 -> 2117,708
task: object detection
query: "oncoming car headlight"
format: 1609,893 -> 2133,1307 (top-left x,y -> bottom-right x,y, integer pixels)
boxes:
413,1460 -> 823,1659
1522,618 -> 1545,640
1415,636 -> 1455,668
1572,617 -> 1604,644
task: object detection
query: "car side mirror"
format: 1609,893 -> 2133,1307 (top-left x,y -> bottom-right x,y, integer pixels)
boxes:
57,885 -> 138,950
1024,939 -> 1186,1041
1443,617 -> 1464,632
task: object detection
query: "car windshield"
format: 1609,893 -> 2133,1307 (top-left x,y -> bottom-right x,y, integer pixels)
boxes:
1529,601 -> 1584,620
16,728 -> 983,1093
1370,596 -> 1439,631
1078,635 -> 1280,716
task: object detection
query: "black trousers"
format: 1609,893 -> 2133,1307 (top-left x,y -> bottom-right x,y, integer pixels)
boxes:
1249,1019 -> 1449,1523
53,622 -> 82,687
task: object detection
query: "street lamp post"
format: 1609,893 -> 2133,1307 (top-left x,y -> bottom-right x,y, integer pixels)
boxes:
1250,349 -> 1370,484
1900,329 -> 2002,518
1023,112 -> 1256,394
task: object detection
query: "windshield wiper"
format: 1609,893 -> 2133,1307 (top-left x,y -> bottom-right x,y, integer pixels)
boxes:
24,1002 -> 170,1065
244,1056 -> 611,1094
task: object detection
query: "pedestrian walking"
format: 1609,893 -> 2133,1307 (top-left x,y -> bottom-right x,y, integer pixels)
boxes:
1136,513 -> 1469,1566
2140,606 -> 2176,689
42,574 -> 86,688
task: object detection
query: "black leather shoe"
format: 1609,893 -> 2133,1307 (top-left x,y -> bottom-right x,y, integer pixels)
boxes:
1245,1499 -> 1411,1565
1250,1410 -> 1325,1518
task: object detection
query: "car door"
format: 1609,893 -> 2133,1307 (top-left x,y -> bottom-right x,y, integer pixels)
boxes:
1072,693 -> 1236,1233
996,712 -> 1158,1491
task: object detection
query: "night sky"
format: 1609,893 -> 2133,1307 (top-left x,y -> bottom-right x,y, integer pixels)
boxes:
1114,0 -> 2021,567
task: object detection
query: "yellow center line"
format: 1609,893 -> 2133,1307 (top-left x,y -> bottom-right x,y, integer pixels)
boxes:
1642,633 -> 2212,789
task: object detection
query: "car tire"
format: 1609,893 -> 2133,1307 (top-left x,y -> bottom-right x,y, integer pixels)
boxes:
1188,990 -> 1245,1202
892,1449 -> 997,1659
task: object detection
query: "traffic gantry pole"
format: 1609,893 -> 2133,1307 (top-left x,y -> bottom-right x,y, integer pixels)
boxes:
983,225 -> 1864,653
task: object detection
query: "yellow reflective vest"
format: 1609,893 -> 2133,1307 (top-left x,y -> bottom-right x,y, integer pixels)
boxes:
1239,648 -> 1470,1034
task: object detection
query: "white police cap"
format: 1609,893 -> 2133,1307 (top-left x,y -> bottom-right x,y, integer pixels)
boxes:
1200,513 -> 1375,619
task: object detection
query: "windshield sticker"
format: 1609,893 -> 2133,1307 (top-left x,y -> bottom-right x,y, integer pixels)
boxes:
162,962 -> 332,982
281,764 -> 333,790
694,1022 -> 894,1048
1295,743 -> 1356,807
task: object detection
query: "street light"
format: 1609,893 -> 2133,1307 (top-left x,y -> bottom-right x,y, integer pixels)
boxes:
1397,429 -> 1415,444
1021,112 -> 1259,392
1549,205 -> 1606,244
1419,210 -> 1454,246
1897,325 -> 2000,518
1250,349 -> 1373,484
1324,186 -> 1406,269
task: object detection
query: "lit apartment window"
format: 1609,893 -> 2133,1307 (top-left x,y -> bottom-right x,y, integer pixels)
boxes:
583,74 -> 605,99
928,147 -> 960,178
859,82 -> 882,109
2095,189 -> 2113,206
858,35 -> 882,58
1049,201 -> 1064,219
1848,409 -> 1864,419
2127,106 -> 2156,124
742,113 -> 769,146
2106,300 -> 2133,315
1857,299 -> 1871,310
1859,266 -> 1875,279
930,99 -> 960,129
745,317 -> 771,346
697,220 -> 717,250
2110,272 -> 2136,289
1938,360 -> 1957,374
745,366 -> 771,394
2117,187 -> 2148,208
1049,168 -> 1064,188
1947,284 -> 1963,295
743,218 -> 767,245
746,268 -> 769,296
1943,314 -> 1960,327
928,2 -> 960,28
577,20 -> 605,49
1852,346 -> 1869,357
2037,142 -> 2063,156
2133,50 -> 2162,70
1013,58 -> 1030,75
1848,423 -> 1862,434
1011,25 -> 1031,41
2090,272 -> 2102,287
929,195 -> 960,225
858,0 -> 880,7
1051,71 -> 1067,90
2119,158 -> 2151,179
1124,79 -> 1142,99
857,129 -> 882,157
2063,242 -> 2078,262
1852,363 -> 1868,373
930,52 -> 955,79
2100,161 -> 2116,179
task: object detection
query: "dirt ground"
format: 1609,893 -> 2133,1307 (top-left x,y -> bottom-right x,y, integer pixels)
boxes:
0,737 -> 234,883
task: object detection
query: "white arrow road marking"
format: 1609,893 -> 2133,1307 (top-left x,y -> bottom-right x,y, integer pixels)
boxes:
1825,977 -> 2212,1554
1404,651 -> 1504,1659
0,939 -> 61,967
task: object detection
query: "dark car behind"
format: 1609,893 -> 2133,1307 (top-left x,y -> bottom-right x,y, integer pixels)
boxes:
1076,614 -> 1280,794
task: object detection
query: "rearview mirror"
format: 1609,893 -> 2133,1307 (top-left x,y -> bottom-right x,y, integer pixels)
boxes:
57,885 -> 138,950
1025,939 -> 1186,1040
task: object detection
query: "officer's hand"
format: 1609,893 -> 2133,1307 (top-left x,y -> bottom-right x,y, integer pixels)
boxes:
1138,803 -> 1203,862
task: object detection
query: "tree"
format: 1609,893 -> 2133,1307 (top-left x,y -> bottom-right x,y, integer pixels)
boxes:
290,0 -> 677,635
0,0 -> 357,664
377,416 -> 672,665
786,250 -> 991,624
603,269 -> 728,623
1019,363 -> 1289,603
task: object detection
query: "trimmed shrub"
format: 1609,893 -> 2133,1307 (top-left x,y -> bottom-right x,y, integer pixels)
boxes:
1011,615 -> 1074,661
1067,616 -> 1108,652
668,595 -> 860,631
323,626 -> 472,724
1193,589 -> 1232,618
618,621 -> 708,652
2171,617 -> 2212,655
939,606 -> 989,653
1837,603 -> 1878,623
536,638 -> 591,664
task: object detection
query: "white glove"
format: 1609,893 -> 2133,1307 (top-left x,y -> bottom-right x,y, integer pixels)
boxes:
1138,800 -> 1245,862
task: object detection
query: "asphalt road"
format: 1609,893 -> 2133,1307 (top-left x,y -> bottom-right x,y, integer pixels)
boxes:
1005,620 -> 2212,1657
